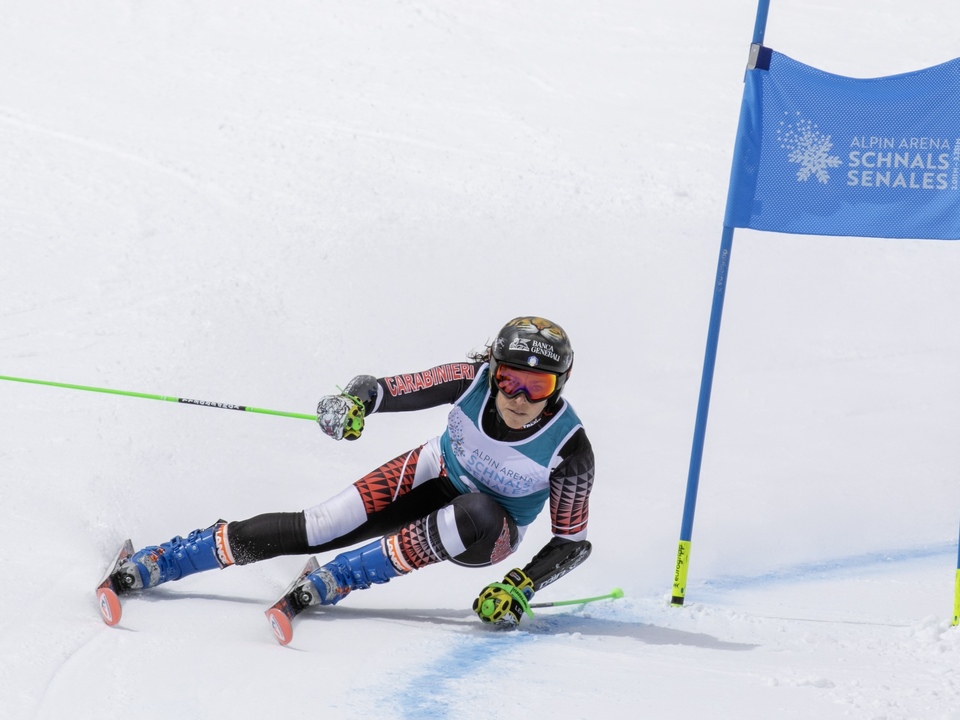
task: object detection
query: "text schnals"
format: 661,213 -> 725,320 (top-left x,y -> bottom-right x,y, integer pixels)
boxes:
464,448 -> 537,495
384,362 -> 476,397
846,136 -> 955,190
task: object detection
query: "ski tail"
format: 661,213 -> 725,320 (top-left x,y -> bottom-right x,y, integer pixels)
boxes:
265,557 -> 320,646
96,539 -> 134,626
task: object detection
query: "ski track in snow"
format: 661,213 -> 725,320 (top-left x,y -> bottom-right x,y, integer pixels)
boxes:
0,107 -> 239,210
700,541 -> 958,594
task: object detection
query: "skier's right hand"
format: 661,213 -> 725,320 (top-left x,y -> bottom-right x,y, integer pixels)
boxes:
316,394 -> 365,441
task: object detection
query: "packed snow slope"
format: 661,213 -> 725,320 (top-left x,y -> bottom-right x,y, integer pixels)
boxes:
1,2 -> 959,719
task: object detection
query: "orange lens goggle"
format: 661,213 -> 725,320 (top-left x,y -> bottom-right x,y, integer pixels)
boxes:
494,364 -> 558,402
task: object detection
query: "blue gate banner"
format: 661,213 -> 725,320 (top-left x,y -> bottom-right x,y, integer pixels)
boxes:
725,47 -> 960,239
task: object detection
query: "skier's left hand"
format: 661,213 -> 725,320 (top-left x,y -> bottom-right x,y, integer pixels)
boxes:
472,568 -> 534,627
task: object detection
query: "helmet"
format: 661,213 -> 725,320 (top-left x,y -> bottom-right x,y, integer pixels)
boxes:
489,316 -> 574,401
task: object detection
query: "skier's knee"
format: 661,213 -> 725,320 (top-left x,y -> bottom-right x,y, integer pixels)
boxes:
445,493 -> 519,567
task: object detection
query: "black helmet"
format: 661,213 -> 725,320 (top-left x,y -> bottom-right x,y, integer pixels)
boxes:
489,316 -> 574,401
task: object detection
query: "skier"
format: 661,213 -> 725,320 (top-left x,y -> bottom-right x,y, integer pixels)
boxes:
113,316 -> 595,627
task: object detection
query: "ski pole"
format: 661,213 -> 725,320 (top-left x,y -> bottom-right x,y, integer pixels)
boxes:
529,587 -> 624,609
0,374 -> 316,421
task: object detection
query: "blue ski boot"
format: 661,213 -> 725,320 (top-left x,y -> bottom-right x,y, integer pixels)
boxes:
116,522 -> 233,592
292,538 -> 408,610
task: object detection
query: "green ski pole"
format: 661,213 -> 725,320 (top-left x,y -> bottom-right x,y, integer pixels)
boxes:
529,587 -> 624,609
0,374 -> 316,421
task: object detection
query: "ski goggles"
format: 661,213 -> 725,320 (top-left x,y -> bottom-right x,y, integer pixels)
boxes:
494,364 -> 559,402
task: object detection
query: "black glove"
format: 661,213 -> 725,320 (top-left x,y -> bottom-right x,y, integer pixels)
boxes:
472,568 -> 535,627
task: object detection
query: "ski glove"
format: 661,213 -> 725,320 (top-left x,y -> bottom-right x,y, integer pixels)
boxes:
316,393 -> 365,441
473,568 -> 535,627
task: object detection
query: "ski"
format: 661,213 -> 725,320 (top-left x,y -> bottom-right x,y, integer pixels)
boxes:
265,556 -> 319,646
96,539 -> 134,627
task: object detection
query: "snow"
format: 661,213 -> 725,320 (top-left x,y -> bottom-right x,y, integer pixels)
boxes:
2,1 -> 959,718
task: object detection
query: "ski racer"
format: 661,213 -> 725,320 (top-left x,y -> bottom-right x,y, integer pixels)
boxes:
113,316 -> 595,627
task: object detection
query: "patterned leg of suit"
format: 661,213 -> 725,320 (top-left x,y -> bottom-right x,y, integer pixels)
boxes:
227,441 -> 519,573
386,492 -> 520,572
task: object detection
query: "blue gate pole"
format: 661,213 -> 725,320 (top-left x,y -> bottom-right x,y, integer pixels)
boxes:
670,226 -> 735,605
751,0 -> 771,45
670,0 -> 772,607
953,517 -> 959,626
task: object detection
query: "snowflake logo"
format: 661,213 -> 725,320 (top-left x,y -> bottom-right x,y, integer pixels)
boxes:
448,413 -> 466,459
776,114 -> 841,183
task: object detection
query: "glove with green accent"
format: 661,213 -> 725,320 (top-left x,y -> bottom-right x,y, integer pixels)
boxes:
472,568 -> 535,627
316,391 -> 365,441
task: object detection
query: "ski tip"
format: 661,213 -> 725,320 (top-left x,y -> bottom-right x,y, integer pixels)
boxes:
265,607 -> 294,646
97,587 -> 122,627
